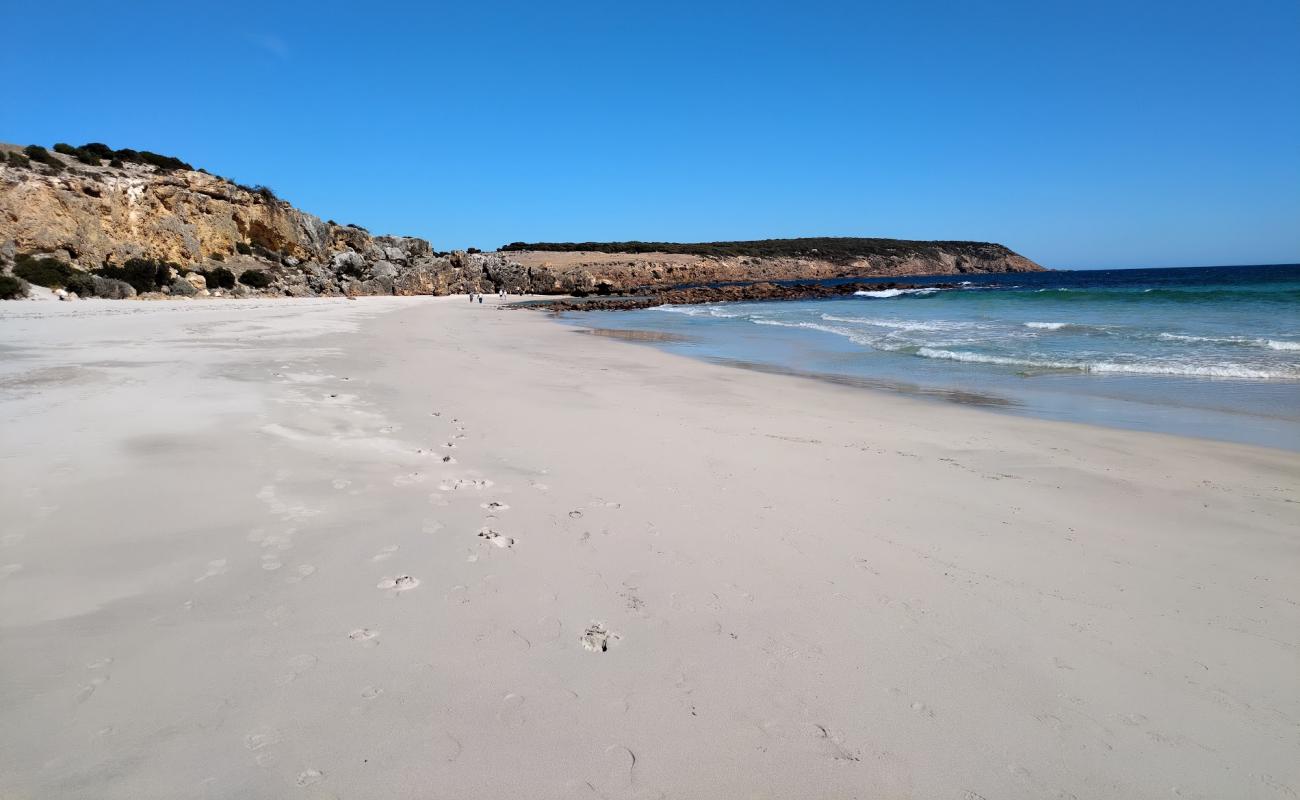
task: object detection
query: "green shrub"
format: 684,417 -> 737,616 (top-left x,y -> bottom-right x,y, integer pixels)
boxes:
13,255 -> 76,287
53,143 -> 78,156
136,150 -> 192,171
23,145 -> 56,164
80,143 -> 115,159
235,242 -> 252,255
202,266 -> 236,289
238,269 -> 272,289
0,274 -> 27,300
62,271 -> 97,297
90,275 -> 136,299
94,258 -> 174,294
108,158 -> 124,168
209,252 -> 225,262
7,151 -> 30,168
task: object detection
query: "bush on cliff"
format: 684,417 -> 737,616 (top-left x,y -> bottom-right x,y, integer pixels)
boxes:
0,274 -> 27,300
89,275 -> 136,299
238,269 -> 272,289
235,242 -> 252,255
134,151 -> 192,171
7,151 -> 31,168
94,258 -> 174,294
80,143 -> 115,159
55,143 -> 104,166
22,145 -> 64,173
13,255 -> 76,288
62,271 -> 98,297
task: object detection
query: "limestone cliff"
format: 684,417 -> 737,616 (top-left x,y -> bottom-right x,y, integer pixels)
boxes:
0,142 -> 1042,299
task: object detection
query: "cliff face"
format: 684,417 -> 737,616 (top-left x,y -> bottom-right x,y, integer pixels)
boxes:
0,149 -> 549,297
0,144 -> 1042,299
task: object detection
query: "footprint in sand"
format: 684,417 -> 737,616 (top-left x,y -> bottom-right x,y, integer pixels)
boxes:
439,478 -> 493,491
377,575 -> 421,592
360,686 -> 384,700
812,724 -> 861,762
261,553 -> 284,571
477,528 -> 516,549
286,564 -> 316,584
423,520 -> 445,533
481,501 -> 510,512
195,559 -> 229,582
348,628 -> 380,644
442,455 -> 457,464
245,730 -> 282,752
581,622 -> 618,653
603,744 -> 637,788
371,545 -> 399,562
569,510 -> 584,519
275,654 -> 319,686
331,478 -> 351,490
295,769 -> 324,787
393,472 -> 425,487
75,675 -> 109,703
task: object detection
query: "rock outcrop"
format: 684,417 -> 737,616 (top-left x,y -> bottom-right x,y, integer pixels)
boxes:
0,142 -> 1043,299
522,281 -> 963,312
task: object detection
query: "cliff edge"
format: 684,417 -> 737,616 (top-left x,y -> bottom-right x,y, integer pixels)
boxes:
0,142 -> 1042,299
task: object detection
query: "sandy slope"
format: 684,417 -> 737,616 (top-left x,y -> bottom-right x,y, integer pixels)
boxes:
0,296 -> 1296,799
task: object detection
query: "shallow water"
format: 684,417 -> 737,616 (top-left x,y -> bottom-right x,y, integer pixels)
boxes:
564,264 -> 1300,450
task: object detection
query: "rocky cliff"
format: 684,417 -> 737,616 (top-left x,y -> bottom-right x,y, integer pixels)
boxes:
0,142 -> 1042,299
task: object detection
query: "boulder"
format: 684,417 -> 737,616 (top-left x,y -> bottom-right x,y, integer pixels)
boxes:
169,277 -> 197,296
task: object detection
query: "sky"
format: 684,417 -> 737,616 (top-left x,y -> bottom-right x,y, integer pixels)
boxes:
2,0 -> 1297,268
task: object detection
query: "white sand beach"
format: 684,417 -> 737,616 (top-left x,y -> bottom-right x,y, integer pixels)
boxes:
1,296 -> 1296,799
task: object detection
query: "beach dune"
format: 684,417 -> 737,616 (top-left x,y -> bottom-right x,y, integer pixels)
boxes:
0,296 -> 1296,799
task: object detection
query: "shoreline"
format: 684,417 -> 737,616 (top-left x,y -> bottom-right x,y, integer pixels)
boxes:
2,296 -> 1296,798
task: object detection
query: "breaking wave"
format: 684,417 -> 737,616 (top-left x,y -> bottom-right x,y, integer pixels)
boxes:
913,348 -> 1296,379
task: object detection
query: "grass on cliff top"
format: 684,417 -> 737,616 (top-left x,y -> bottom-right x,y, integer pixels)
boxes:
500,237 -> 1014,264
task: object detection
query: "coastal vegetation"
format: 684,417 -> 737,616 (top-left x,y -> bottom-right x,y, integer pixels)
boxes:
13,254 -> 78,288
0,274 -> 26,299
94,258 -> 177,294
7,142 -> 194,173
501,237 -> 1013,265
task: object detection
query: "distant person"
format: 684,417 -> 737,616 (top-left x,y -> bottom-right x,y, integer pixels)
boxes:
478,294 -> 483,304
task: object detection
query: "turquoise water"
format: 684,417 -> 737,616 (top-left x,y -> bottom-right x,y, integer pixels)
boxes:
564,265 -> 1300,450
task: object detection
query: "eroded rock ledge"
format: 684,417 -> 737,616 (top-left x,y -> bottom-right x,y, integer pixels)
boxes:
520,281 -> 959,311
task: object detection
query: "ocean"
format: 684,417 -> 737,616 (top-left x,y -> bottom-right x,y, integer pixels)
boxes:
563,264 -> 1300,450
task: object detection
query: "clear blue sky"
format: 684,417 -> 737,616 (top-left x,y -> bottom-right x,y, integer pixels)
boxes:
3,0 -> 1297,268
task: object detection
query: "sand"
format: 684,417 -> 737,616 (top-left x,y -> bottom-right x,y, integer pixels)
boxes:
1,295 -> 1296,799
